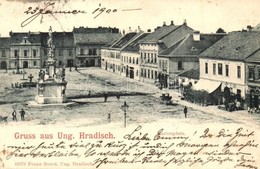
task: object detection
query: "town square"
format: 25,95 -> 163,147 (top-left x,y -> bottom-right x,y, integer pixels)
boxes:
0,1 -> 259,169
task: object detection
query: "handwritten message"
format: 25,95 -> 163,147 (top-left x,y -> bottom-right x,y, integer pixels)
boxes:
21,1 -> 141,27
1,126 -> 258,169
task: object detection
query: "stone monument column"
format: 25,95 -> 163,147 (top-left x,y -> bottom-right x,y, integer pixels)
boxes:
47,26 -> 56,79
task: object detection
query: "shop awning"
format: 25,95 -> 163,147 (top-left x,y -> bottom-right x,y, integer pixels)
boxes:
193,79 -> 221,93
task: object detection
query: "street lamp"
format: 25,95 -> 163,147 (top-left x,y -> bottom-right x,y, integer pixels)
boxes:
121,101 -> 129,128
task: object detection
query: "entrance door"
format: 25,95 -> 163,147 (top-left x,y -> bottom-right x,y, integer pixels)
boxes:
105,62 -> 107,70
90,59 -> 95,66
67,60 -> 73,67
23,61 -> 28,68
0,61 -> 7,69
129,67 -> 134,79
85,60 -> 89,67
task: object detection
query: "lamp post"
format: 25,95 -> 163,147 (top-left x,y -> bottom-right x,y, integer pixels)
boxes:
121,101 -> 129,128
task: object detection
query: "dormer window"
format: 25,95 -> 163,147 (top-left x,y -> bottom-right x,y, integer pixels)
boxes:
191,47 -> 197,51
22,36 -> 30,44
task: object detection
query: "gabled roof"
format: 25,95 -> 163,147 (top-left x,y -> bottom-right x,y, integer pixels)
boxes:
74,32 -> 121,45
0,37 -> 10,48
138,24 -> 180,43
41,32 -> 74,48
110,32 -> 137,49
245,49 -> 260,63
178,67 -> 200,79
160,34 -> 225,56
200,31 -> 260,61
122,33 -> 149,52
138,24 -> 193,47
10,32 -> 41,44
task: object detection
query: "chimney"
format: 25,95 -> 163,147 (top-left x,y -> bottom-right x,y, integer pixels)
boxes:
138,26 -> 141,32
163,21 -> 166,26
170,20 -> 174,25
128,27 -> 132,33
122,29 -> 125,36
193,31 -> 200,41
183,19 -> 187,26
247,25 -> 252,32
147,29 -> 151,33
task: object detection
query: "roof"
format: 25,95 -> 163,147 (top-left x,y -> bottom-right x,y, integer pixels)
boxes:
253,23 -> 260,31
138,24 -> 180,43
10,32 -> 41,44
138,24 -> 193,47
200,31 -> 260,61
73,27 -> 119,33
160,34 -> 225,56
245,49 -> 260,63
110,32 -> 137,49
74,33 -> 122,45
178,67 -> 200,79
122,33 -> 149,52
0,37 -> 10,48
41,32 -> 74,48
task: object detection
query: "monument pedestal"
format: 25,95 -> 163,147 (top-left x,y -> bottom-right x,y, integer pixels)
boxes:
35,80 -> 67,104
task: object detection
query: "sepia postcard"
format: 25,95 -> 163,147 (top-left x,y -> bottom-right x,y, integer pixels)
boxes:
0,0 -> 259,169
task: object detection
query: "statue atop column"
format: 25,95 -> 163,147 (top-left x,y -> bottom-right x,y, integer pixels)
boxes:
48,26 -> 54,59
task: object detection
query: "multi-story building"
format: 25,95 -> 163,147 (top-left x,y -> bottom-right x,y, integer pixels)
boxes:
74,27 -> 121,67
9,31 -> 42,69
138,21 -> 194,84
245,50 -> 260,109
198,31 -> 260,106
121,32 -> 149,80
101,32 -> 138,74
0,37 -> 10,69
158,32 -> 225,88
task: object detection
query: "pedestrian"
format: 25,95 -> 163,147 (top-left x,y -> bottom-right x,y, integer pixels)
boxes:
104,93 -> 108,102
20,109 -> 25,121
116,94 -> 120,101
184,106 -> 188,118
12,110 -> 17,121
108,113 -> 111,123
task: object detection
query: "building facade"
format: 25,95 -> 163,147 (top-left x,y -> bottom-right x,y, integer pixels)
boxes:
101,32 -> 138,75
138,21 -> 194,85
198,31 -> 260,107
245,50 -> 260,109
121,32 -> 148,80
74,27 -> 121,67
0,37 -> 10,69
159,32 -> 225,88
9,32 -> 42,69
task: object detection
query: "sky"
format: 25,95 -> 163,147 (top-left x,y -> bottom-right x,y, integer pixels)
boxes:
0,0 -> 259,37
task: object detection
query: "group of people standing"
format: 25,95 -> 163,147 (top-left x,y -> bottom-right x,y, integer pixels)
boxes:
12,109 -> 25,122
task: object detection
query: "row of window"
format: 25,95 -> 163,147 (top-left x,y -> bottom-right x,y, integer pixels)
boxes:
159,60 -> 168,71
14,60 -> 38,67
140,52 -> 157,64
14,49 -> 38,58
80,48 -> 97,55
140,68 -> 158,79
248,66 -> 260,81
122,56 -> 139,65
205,63 -> 241,78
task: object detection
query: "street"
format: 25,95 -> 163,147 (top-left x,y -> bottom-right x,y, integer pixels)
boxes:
0,68 -> 259,129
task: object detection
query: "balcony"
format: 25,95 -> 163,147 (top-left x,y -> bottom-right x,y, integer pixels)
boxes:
248,78 -> 260,87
